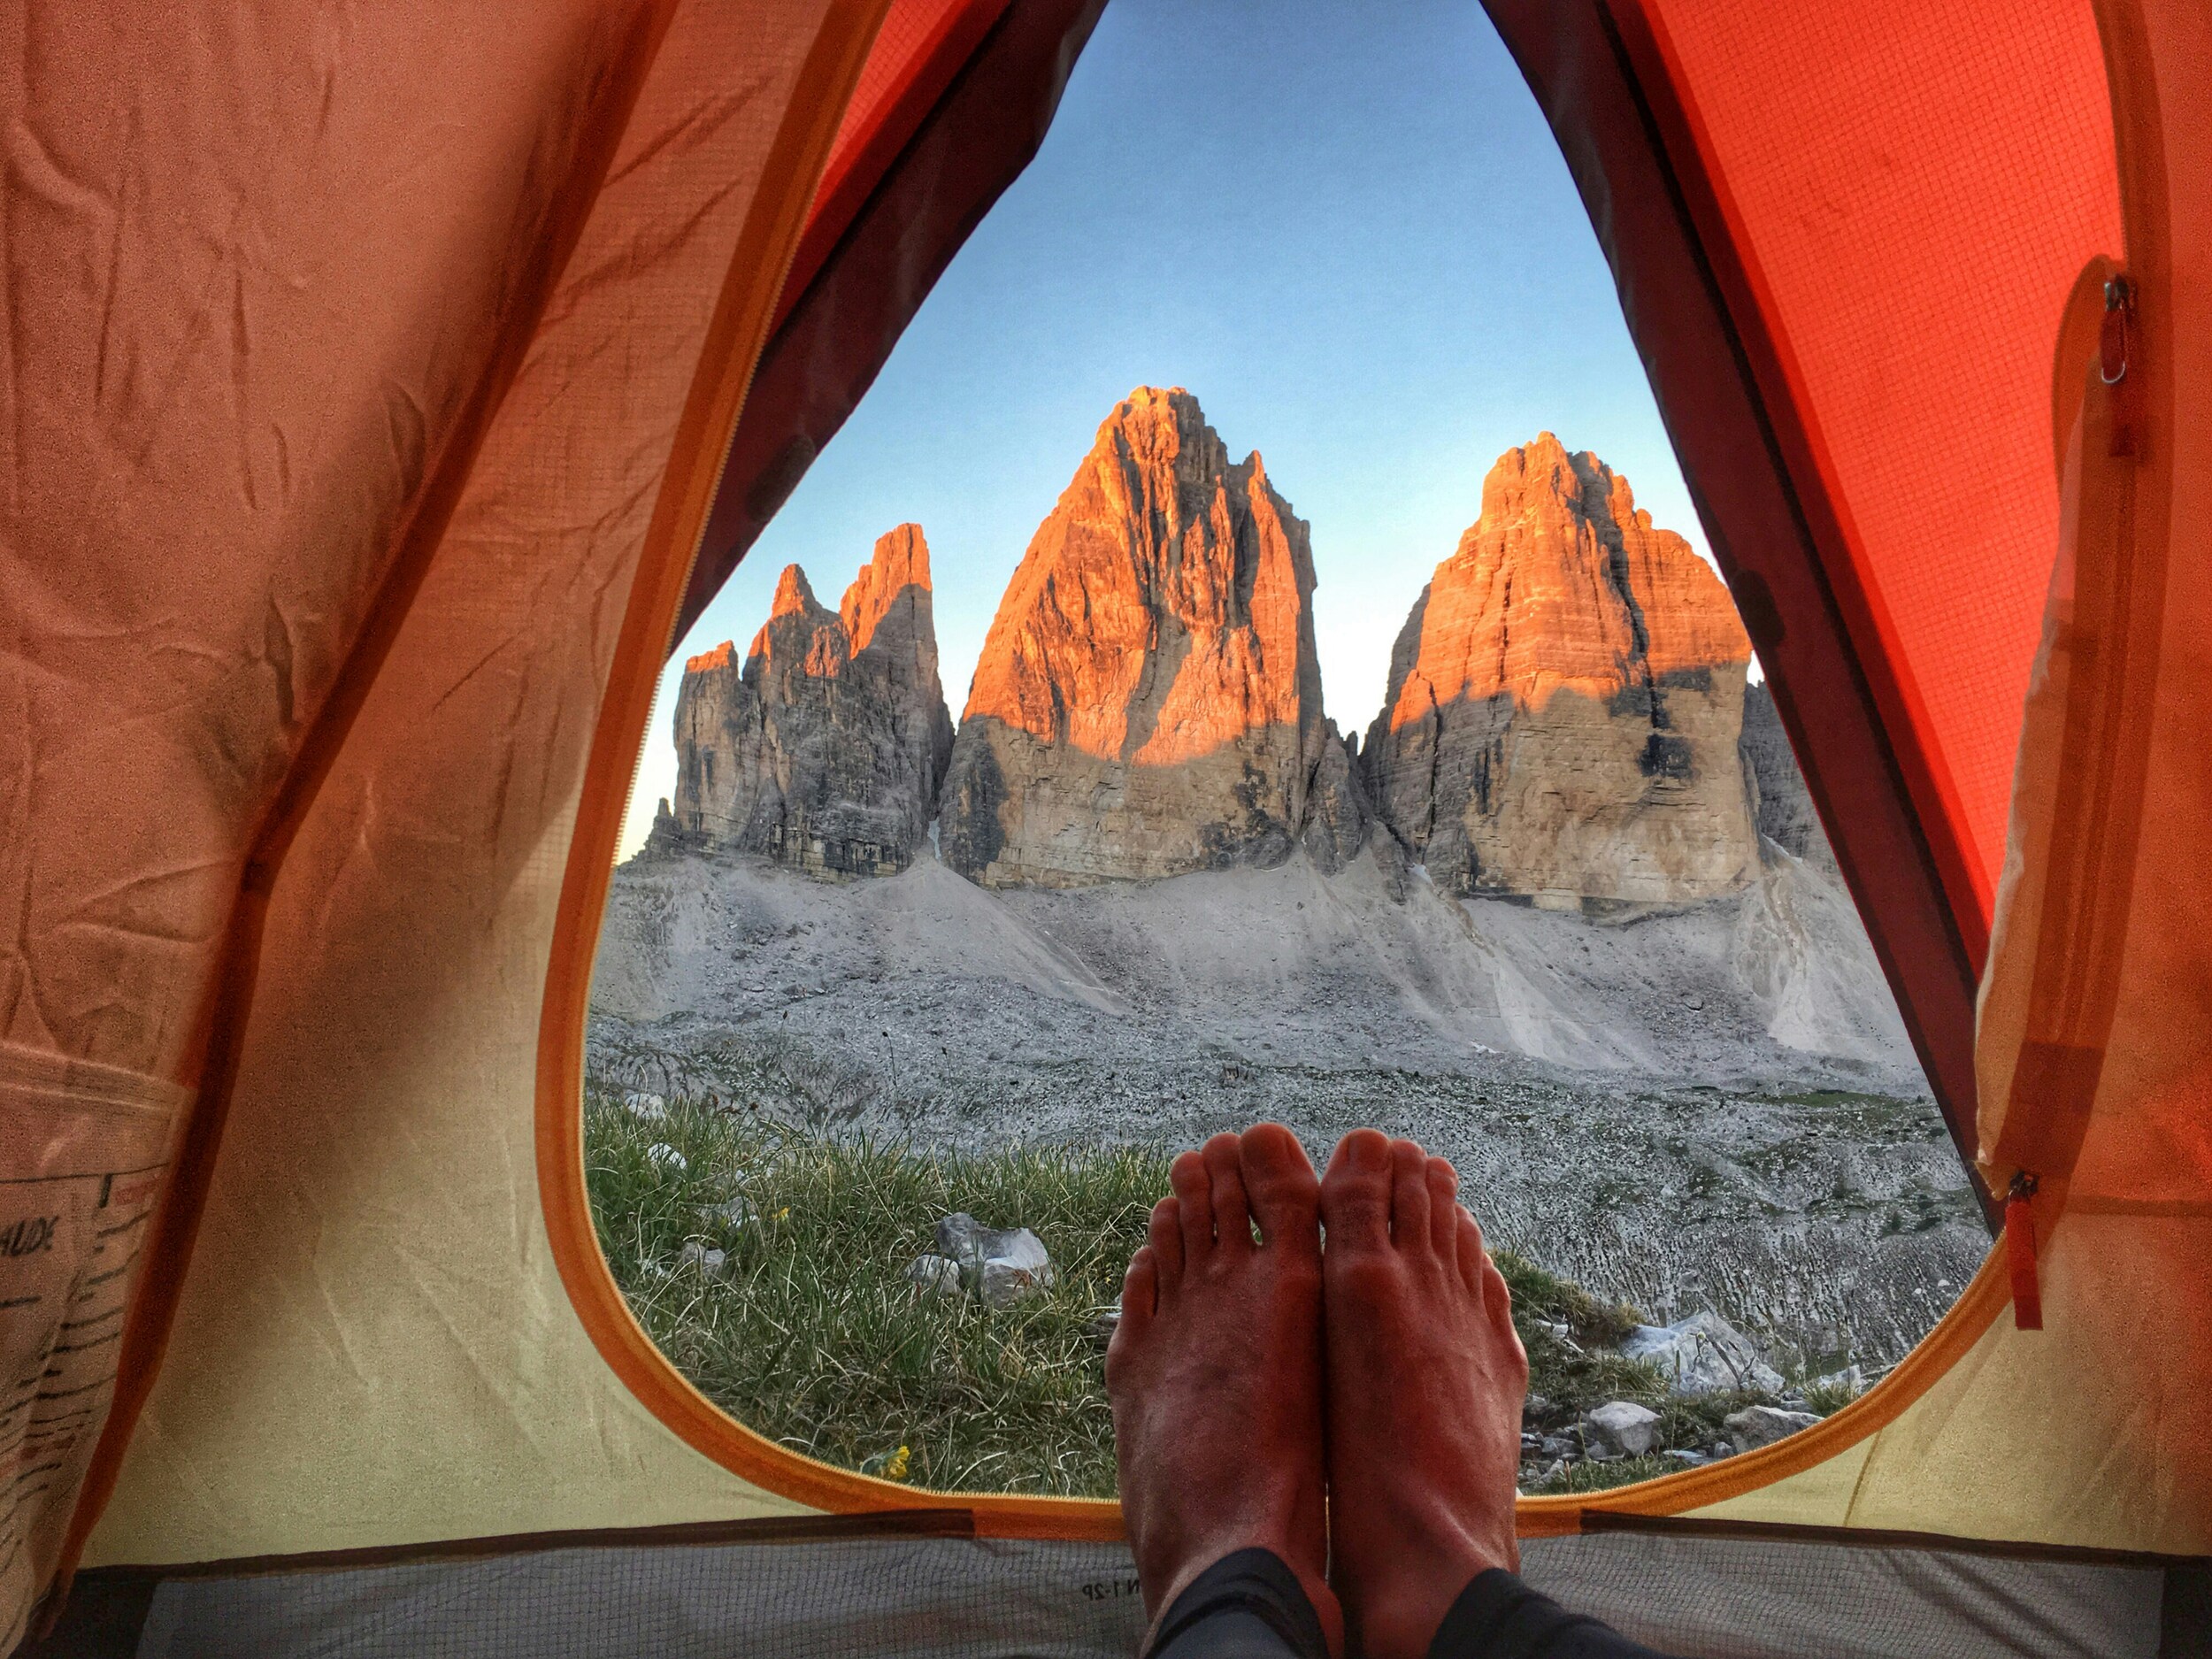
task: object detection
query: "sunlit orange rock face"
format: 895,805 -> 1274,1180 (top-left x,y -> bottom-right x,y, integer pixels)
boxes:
1362,434 -> 1757,906
668,523 -> 952,877
941,387 -> 1363,886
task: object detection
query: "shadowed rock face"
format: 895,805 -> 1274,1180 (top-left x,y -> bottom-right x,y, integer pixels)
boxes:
941,387 -> 1352,886
1363,434 -> 1758,907
665,524 -> 952,878
1739,683 -> 1839,874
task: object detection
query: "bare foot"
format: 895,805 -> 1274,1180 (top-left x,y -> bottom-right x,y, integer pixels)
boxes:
1106,1125 -> 1340,1654
1320,1130 -> 1527,1659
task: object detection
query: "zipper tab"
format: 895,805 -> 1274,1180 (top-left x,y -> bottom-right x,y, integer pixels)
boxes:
2101,278 -> 2137,457
2004,1171 -> 2043,1331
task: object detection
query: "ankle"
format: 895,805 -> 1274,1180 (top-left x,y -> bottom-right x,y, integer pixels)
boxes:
1348,1511 -> 1514,1659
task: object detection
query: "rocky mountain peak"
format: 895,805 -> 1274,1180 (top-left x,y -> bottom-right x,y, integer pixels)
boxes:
1365,437 -> 1758,906
769,562 -> 820,619
940,387 -> 1360,885
663,529 -> 952,878
840,521 -> 930,653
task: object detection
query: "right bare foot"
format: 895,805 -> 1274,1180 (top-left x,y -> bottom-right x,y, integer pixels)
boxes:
1106,1125 -> 1340,1654
1320,1130 -> 1528,1659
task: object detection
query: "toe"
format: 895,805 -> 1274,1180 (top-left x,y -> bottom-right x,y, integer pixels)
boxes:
1455,1206 -> 1485,1294
1388,1138 -> 1431,1248
1148,1195 -> 1184,1294
1239,1123 -> 1320,1255
1202,1133 -> 1253,1256
1113,1248 -> 1157,1348
1171,1148 -> 1216,1262
1425,1156 -> 1459,1258
1481,1253 -> 1527,1377
1320,1128 -> 1394,1251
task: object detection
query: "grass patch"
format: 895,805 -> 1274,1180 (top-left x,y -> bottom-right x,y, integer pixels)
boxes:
588,1087 -> 1164,1497
1524,1454 -> 1683,1495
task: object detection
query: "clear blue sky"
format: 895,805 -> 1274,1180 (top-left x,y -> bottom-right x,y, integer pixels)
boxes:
618,0 -> 1710,858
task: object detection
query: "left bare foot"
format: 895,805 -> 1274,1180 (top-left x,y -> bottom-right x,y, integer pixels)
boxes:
1105,1125 -> 1340,1653
1320,1132 -> 1526,1659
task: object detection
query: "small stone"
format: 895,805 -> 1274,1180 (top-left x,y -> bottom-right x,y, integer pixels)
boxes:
980,1251 -> 1052,1308
1522,1393 -> 1552,1423
1087,1310 -> 1122,1342
1663,1448 -> 1710,1467
677,1240 -> 728,1277
1724,1405 -> 1821,1454
646,1143 -> 687,1172
1583,1401 -> 1662,1457
1539,1434 -> 1578,1460
904,1254 -> 963,1299
623,1091 -> 667,1120
1531,1458 -> 1568,1487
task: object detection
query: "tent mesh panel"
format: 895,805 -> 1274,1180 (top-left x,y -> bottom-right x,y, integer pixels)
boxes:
39,1529 -> 2177,1658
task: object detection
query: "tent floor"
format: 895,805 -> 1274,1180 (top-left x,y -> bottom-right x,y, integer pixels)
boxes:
25,1511 -> 2208,1657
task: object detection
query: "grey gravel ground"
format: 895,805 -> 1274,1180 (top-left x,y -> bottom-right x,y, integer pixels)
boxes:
591,839 -> 1988,1371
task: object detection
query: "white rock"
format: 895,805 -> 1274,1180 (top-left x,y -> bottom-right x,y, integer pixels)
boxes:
980,1251 -> 1052,1308
905,1253 -> 963,1299
623,1091 -> 668,1120
1620,1310 -> 1784,1395
678,1240 -> 728,1277
1724,1404 -> 1820,1454
1583,1401 -> 1663,1457
646,1143 -> 687,1172
1809,1363 -> 1864,1396
934,1213 -> 1056,1307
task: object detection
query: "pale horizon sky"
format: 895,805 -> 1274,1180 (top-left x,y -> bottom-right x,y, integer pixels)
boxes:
618,2 -> 1718,860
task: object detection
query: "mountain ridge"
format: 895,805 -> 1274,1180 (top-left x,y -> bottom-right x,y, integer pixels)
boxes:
658,389 -> 1812,918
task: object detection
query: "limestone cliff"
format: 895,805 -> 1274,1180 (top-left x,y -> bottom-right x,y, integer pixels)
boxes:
1363,435 -> 1757,906
941,388 -> 1354,885
665,524 -> 952,877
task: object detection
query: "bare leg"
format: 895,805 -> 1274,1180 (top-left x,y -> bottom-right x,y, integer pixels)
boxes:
1107,1125 -> 1341,1655
1320,1130 -> 1527,1659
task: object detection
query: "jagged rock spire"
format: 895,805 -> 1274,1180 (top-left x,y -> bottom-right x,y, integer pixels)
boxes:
666,525 -> 952,878
1363,434 -> 1757,906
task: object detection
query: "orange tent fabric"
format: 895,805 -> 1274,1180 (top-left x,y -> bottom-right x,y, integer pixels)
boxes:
4,0 -> 890,1641
5,0 -> 2208,1647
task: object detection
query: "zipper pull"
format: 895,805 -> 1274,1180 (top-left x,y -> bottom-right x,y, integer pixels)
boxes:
2101,277 -> 2136,457
2005,1171 -> 2043,1331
